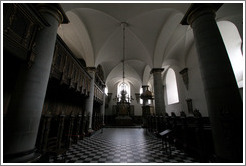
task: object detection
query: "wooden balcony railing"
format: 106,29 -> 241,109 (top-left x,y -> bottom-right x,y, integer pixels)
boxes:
50,36 -> 92,96
94,84 -> 104,104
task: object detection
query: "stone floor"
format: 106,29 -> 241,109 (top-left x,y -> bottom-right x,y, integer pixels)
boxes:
50,128 -> 199,163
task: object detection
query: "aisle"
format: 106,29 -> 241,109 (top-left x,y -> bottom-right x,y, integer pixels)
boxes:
50,128 -> 198,163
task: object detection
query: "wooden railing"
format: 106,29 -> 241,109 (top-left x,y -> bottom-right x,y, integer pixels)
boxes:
95,73 -> 105,90
50,36 -> 92,96
94,84 -> 104,104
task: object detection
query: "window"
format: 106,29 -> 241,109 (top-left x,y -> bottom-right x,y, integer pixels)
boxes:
218,21 -> 244,88
166,68 -> 179,105
104,86 -> 108,95
117,82 -> 130,101
140,88 -> 143,104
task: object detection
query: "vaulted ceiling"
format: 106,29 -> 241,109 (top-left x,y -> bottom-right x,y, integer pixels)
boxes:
58,3 -> 243,89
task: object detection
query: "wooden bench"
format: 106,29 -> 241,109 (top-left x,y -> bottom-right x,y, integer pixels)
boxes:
47,137 -> 67,161
159,129 -> 172,156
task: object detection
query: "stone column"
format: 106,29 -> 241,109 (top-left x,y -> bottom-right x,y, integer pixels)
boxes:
181,4 -> 243,162
141,85 -> 149,127
85,67 -> 96,132
151,68 -> 166,115
100,87 -> 106,126
3,4 -> 68,162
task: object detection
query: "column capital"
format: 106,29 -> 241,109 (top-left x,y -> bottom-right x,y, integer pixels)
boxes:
37,3 -> 69,25
142,85 -> 149,88
86,67 -> 97,72
150,68 -> 164,74
180,3 -> 222,26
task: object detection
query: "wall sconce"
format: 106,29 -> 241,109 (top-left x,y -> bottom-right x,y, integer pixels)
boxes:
135,93 -> 140,103
179,68 -> 189,90
186,98 -> 193,114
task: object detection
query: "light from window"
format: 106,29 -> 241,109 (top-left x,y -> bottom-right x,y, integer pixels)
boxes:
140,88 -> 143,104
117,82 -> 130,101
218,21 -> 244,88
166,68 -> 179,105
105,86 -> 108,95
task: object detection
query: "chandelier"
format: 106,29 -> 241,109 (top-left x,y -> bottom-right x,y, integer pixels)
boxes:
113,22 -> 134,104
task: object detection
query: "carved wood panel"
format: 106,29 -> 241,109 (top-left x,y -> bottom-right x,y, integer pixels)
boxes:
3,4 -> 41,65
50,36 -> 92,96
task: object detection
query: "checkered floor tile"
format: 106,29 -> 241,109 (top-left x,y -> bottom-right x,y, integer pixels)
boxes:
50,128 -> 199,163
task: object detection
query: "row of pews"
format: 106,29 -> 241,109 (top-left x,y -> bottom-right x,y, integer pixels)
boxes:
146,111 -> 215,162
36,113 -> 103,162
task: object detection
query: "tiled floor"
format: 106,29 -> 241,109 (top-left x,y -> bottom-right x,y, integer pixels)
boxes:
50,128 -> 199,163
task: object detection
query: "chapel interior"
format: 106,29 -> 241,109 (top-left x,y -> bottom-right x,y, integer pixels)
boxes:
2,2 -> 244,164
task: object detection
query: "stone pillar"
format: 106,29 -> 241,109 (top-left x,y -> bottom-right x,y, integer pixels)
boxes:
3,4 -> 68,162
181,4 -> 243,162
100,86 -> 106,126
151,68 -> 166,115
85,67 -> 96,132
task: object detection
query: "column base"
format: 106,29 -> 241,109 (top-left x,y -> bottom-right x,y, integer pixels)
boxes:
4,150 -> 42,163
86,128 -> 95,137
209,155 -> 243,163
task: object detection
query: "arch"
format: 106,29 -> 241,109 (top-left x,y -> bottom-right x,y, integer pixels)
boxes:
165,68 -> 179,105
154,12 -> 184,68
142,65 -> 152,85
217,21 -> 243,88
57,11 -> 95,66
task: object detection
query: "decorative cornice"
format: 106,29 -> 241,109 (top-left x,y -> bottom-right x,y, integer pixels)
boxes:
179,67 -> 188,74
180,3 -> 223,26
179,68 -> 189,90
36,3 -> 69,25
150,68 -> 164,74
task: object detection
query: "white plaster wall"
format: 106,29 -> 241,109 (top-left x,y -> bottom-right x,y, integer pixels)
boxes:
163,46 -> 209,117
185,45 -> 208,116
164,65 -> 187,116
105,83 -> 117,115
130,83 -> 142,116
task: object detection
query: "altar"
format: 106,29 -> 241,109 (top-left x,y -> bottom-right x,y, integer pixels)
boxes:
113,103 -> 134,126
112,89 -> 134,126
117,103 -> 129,116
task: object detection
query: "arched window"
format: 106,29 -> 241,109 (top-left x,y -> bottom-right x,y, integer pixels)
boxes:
217,21 -> 243,88
104,86 -> 108,95
117,82 -> 130,101
166,68 -> 179,105
140,88 -> 143,104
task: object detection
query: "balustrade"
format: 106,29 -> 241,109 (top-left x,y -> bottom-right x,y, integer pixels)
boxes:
50,36 -> 92,96
94,84 -> 104,104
